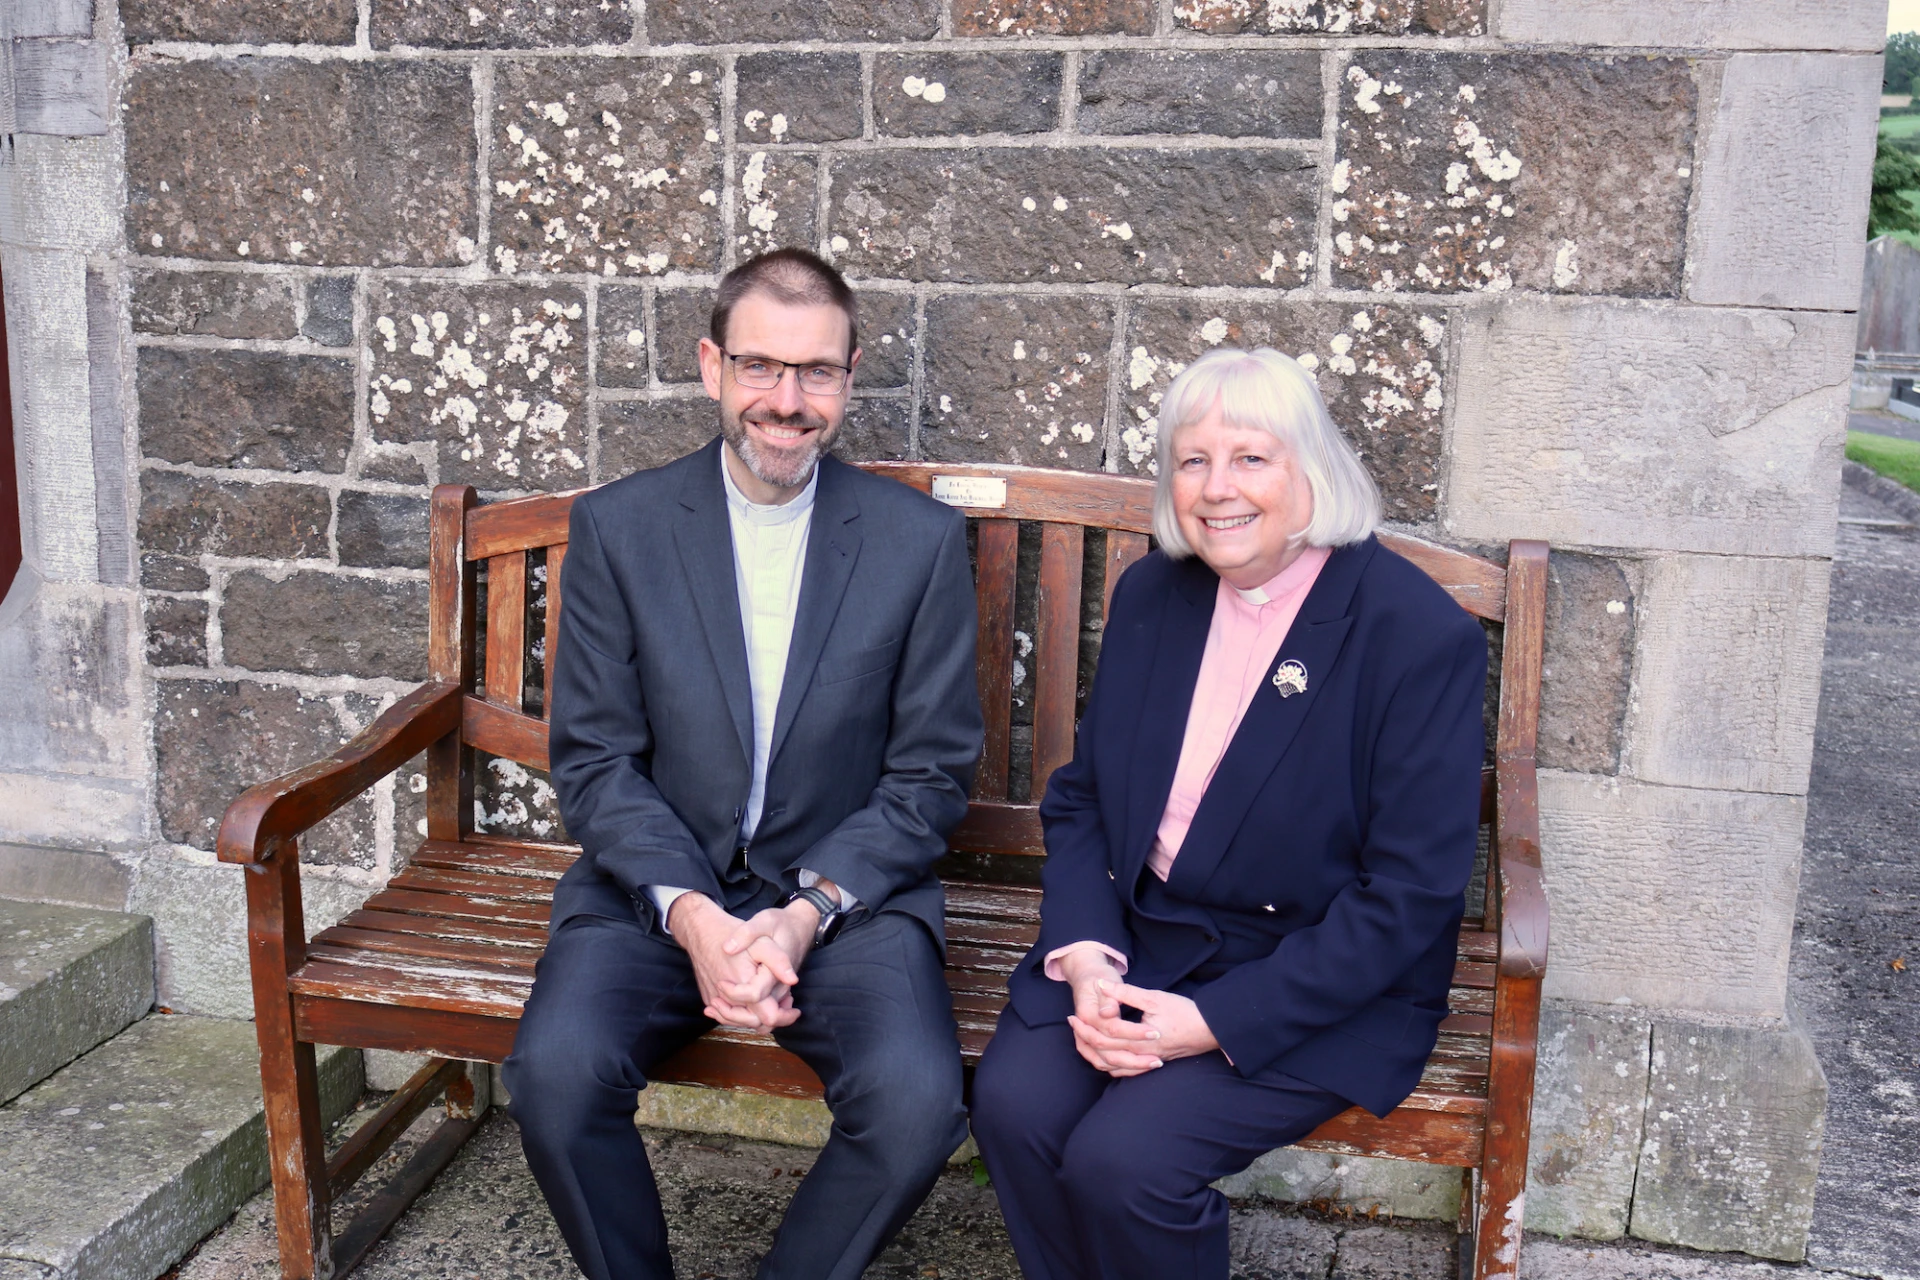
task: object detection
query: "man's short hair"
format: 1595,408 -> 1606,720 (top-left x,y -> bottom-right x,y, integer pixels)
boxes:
710,247 -> 860,359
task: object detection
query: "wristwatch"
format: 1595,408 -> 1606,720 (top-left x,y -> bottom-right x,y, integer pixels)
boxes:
784,886 -> 845,946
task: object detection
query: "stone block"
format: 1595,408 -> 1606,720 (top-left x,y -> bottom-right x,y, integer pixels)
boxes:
874,53 -> 1063,137
1217,1148 -> 1461,1221
358,446 -> 430,486
1631,1011 -> 1827,1261
128,856 -> 375,1017
1539,552 -> 1634,775
125,58 -> 475,266
955,0 -> 1153,36
372,0 -> 632,48
475,754 -> 567,842
2,139 -> 113,258
0,1015 -> 360,1280
921,293 -> 1111,469
1446,300 -> 1851,559
0,844 -> 133,913
221,570 -> 429,681
734,150 -> 817,262
393,754 -> 431,852
489,56 -> 721,278
0,583 -> 143,780
836,397 -> 911,462
635,1082 -> 833,1147
144,596 -> 208,667
337,490 -> 431,570
301,274 -> 355,347
137,347 -> 354,474
855,291 -> 916,389
653,287 -> 715,383
141,554 -> 209,592
152,678 -> 381,863
1497,0 -> 1884,50
367,279 -> 589,490
595,285 -> 650,388
129,269 -> 297,339
7,251 -> 98,582
363,1049 -> 432,1092
828,146 -> 1316,287
1077,52 -> 1322,139
137,470 -> 332,560
1333,53 -> 1694,295
648,0 -> 940,41
598,398 -> 717,480
1524,1002 -> 1651,1239
1625,555 -> 1829,797
0,773 -> 147,853
14,0 -> 92,38
0,901 -> 153,1105
1176,0 -> 1483,35
736,53 -> 864,144
1121,299 -> 1446,520
1536,771 -> 1805,1017
121,0 -> 358,44
12,37 -> 109,137
1689,55 -> 1880,312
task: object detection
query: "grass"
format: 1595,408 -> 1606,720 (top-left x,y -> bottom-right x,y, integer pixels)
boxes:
1883,112 -> 1920,140
1848,430 -> 1920,494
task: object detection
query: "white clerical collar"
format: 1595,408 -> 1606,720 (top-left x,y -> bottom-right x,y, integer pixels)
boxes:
720,446 -> 817,526
1231,545 -> 1329,607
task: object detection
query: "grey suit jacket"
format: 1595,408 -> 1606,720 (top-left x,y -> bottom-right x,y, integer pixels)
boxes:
547,438 -> 984,949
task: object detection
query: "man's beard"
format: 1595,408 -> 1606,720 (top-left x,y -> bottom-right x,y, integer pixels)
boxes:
721,405 -> 839,491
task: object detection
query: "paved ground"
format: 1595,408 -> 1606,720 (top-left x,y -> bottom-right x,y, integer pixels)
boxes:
1789,479 -> 1920,1280
168,477 -> 1920,1280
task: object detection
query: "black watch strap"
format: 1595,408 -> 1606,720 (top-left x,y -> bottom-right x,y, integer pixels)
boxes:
785,886 -> 843,945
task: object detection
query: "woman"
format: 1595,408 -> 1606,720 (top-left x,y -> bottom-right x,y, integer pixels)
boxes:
970,347 -> 1487,1280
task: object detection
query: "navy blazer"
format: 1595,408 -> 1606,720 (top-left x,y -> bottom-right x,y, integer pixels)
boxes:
546,440 -> 984,948
1007,536 -> 1487,1118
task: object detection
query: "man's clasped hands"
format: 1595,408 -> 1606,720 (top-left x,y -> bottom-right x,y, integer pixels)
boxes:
667,890 -> 830,1030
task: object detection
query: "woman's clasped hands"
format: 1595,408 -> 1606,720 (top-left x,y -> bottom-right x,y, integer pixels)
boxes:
1057,948 -> 1220,1077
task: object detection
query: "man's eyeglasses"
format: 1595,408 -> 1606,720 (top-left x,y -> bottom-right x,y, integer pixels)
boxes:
721,351 -> 851,395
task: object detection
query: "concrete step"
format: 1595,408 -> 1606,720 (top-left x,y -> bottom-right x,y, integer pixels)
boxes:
0,1013 -> 362,1280
0,898 -> 154,1105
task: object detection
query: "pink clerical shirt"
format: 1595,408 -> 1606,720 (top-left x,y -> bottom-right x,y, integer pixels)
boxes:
1044,545 -> 1332,981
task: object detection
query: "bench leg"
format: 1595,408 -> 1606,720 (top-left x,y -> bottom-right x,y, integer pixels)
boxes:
245,853 -> 334,1280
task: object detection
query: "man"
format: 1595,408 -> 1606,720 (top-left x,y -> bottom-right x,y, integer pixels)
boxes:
504,248 -> 983,1280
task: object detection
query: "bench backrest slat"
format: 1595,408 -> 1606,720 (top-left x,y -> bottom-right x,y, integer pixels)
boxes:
972,519 -> 1018,802
1032,521 -> 1086,798
485,551 -> 528,713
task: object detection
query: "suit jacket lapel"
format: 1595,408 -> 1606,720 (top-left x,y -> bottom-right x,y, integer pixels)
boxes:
1120,557 -> 1216,892
768,456 -> 861,765
1164,538 -> 1378,898
673,440 -> 754,766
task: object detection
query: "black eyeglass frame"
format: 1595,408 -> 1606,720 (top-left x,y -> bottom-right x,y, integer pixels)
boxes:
718,349 -> 853,394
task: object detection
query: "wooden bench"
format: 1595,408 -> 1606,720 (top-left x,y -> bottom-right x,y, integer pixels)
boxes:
219,461 -> 1548,1280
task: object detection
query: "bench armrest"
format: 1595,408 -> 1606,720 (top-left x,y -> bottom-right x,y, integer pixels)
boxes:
1494,758 -> 1549,981
217,681 -> 465,866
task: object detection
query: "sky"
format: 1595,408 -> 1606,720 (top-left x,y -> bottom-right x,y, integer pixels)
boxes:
1894,0 -> 1920,34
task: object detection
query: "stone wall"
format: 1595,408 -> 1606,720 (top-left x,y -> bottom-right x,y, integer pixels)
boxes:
0,0 -> 1886,1262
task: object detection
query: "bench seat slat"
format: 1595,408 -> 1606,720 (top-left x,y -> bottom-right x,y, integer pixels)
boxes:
409,840 -> 576,879
290,958 -> 529,1018
338,908 -> 550,948
388,865 -> 564,904
311,927 -> 542,973
362,887 -> 551,927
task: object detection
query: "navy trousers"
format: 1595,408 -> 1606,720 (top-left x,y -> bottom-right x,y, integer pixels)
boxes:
503,908 -> 968,1280
970,1006 -> 1350,1280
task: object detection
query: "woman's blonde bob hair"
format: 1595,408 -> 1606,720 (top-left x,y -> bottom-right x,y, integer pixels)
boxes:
1151,346 -> 1381,557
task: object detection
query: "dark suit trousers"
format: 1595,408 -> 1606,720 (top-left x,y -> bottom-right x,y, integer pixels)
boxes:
502,908 -> 968,1280
970,1007 -> 1349,1280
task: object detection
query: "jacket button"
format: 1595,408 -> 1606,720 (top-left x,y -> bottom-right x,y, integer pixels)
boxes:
1262,904 -> 1277,913
1107,870 -> 1115,880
